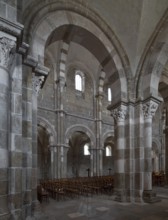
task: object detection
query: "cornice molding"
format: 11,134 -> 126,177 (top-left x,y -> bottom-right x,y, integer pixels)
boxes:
0,17 -> 50,85
0,17 -> 24,39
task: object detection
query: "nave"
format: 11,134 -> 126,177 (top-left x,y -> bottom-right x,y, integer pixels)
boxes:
35,186 -> 168,220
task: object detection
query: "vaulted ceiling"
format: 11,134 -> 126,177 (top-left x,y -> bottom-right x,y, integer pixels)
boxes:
21,0 -> 168,75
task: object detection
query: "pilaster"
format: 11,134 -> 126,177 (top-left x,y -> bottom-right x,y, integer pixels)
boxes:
0,34 -> 16,219
55,42 -> 69,178
95,92 -> 103,176
31,69 -> 49,216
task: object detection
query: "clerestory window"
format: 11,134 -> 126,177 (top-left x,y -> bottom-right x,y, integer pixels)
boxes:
75,70 -> 85,93
75,74 -> 82,91
108,88 -> 112,102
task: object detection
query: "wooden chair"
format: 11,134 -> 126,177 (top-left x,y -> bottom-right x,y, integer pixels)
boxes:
37,185 -> 49,203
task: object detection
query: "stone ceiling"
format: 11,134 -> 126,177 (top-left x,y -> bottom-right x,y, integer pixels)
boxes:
22,0 -> 168,75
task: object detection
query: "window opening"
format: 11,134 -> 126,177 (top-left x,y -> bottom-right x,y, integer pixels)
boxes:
105,145 -> 112,156
84,143 -> 90,155
108,88 -> 112,102
75,73 -> 82,91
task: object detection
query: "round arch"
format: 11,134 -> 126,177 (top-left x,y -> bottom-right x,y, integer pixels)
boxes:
67,61 -> 95,91
152,137 -> 161,154
102,131 -> 114,148
65,124 -> 96,149
22,1 -> 130,105
37,116 -> 57,146
136,9 -> 168,99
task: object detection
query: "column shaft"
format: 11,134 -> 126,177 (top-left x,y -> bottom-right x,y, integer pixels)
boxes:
0,35 -> 16,219
142,99 -> 161,203
111,105 -> 127,202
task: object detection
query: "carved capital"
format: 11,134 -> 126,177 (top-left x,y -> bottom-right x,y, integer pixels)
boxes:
0,37 -> 16,69
142,101 -> 158,119
111,105 -> 127,122
32,75 -> 45,95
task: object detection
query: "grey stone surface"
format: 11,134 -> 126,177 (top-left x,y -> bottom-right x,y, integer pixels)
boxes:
0,0 -> 168,218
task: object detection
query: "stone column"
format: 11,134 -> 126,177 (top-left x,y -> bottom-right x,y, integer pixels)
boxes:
31,73 -> 47,217
161,107 -> 166,172
55,42 -> 69,179
90,148 -> 97,177
164,104 -> 168,185
49,145 -> 54,179
53,146 -> 58,179
134,101 -> 144,202
95,93 -> 103,176
111,104 -> 127,202
142,99 -> 160,203
0,34 -> 16,219
32,74 -> 49,183
9,53 -> 24,219
56,77 -> 67,178
22,67 -> 33,219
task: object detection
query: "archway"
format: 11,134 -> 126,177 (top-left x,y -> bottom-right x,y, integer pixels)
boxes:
151,141 -> 160,173
37,125 -> 51,180
103,136 -> 114,176
67,131 -> 91,178
23,1 -> 129,107
37,117 -> 57,180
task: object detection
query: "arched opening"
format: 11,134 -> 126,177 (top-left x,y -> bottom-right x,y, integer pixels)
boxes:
75,72 -> 83,92
151,142 -> 159,173
67,131 -> 91,178
37,125 -> 51,180
103,136 -> 114,176
108,88 -> 112,102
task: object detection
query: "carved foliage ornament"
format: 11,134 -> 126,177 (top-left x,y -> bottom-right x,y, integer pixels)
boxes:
0,37 -> 16,69
142,101 -> 158,119
111,106 -> 127,122
32,75 -> 45,95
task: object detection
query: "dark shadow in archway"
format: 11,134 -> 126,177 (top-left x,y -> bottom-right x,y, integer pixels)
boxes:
67,131 -> 91,178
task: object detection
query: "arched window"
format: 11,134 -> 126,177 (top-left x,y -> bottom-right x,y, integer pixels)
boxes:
105,145 -> 112,156
75,70 -> 85,92
108,88 -> 112,102
84,143 -> 90,155
75,74 -> 82,91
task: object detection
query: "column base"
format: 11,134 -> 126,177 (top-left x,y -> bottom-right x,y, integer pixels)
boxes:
114,189 -> 130,202
143,190 -> 161,203
31,200 -> 48,219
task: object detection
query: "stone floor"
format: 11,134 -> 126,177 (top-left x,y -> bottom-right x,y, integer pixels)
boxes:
38,187 -> 168,220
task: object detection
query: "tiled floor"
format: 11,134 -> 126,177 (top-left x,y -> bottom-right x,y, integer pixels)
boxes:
39,187 -> 168,220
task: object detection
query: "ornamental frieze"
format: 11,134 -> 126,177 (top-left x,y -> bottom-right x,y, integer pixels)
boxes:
111,105 -> 127,122
142,101 -> 158,119
0,37 -> 16,69
32,75 -> 45,95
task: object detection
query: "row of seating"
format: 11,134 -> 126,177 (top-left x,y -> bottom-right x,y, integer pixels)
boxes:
152,171 -> 166,186
38,176 -> 114,202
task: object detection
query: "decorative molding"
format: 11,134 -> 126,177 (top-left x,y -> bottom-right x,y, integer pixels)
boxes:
0,37 -> 16,69
32,75 -> 45,95
142,101 -> 158,119
34,64 -> 49,76
111,105 -> 127,122
0,17 -> 23,39
0,17 -> 50,91
18,42 -> 29,56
